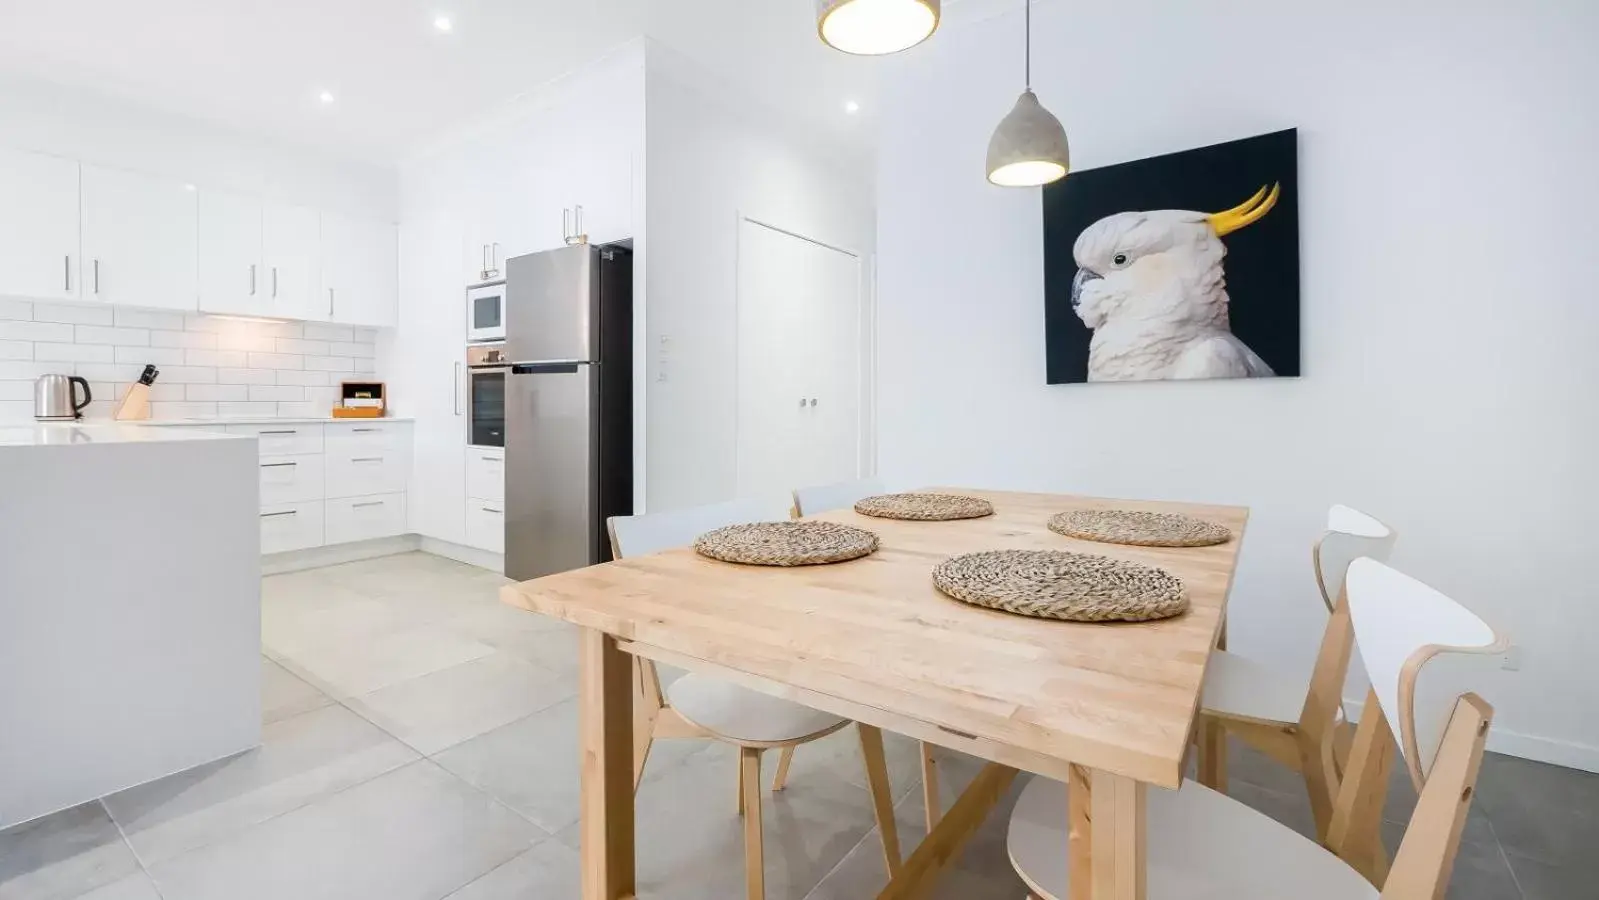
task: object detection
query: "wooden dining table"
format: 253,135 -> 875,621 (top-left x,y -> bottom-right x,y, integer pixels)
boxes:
501,488 -> 1249,900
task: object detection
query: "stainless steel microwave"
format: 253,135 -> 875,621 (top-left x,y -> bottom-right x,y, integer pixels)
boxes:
466,281 -> 506,343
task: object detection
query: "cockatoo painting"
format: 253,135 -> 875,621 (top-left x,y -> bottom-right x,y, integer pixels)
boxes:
1070,185 -> 1280,382
1042,128 -> 1300,385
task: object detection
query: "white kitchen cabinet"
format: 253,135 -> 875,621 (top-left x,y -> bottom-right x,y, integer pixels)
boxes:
198,189 -> 265,316
260,501 -> 324,554
325,493 -> 408,544
464,449 -> 504,504
263,202 -> 322,320
0,148 -> 81,302
323,211 -> 398,327
257,454 -> 326,506
80,164 -> 198,310
464,500 -> 504,554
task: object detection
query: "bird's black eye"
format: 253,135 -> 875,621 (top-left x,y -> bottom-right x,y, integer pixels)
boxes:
1112,253 -> 1129,267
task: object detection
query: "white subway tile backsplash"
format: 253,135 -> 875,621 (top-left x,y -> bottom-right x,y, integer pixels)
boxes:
247,352 -> 304,370
149,401 -> 218,419
217,401 -> 279,417
248,384 -> 304,402
274,369 -> 329,386
114,308 -> 187,330
185,348 -> 248,367
75,325 -> 149,345
275,338 -> 330,355
186,384 -> 248,402
302,323 -> 353,342
0,301 -> 386,423
0,321 -> 74,342
35,342 -> 114,363
304,356 -> 355,372
157,366 -> 218,384
35,305 -> 114,326
150,329 -> 219,349
216,367 -> 277,385
118,346 -> 186,365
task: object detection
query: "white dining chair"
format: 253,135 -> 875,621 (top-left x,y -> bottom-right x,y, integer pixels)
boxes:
608,497 -> 902,900
1006,558 -> 1505,900
1195,504 -> 1396,840
789,476 -> 946,832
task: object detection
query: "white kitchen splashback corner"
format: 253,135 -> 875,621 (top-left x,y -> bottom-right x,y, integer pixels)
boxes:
0,299 -> 378,422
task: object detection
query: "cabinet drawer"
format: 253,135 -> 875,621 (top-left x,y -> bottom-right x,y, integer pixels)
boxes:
325,449 -> 409,499
260,501 -> 323,554
228,423 -> 323,456
258,454 -> 325,506
325,422 -> 410,456
325,493 -> 407,545
465,499 -> 504,553
465,450 -> 504,504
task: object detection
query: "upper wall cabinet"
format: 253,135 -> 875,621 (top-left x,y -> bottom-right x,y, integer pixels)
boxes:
81,164 -> 198,311
198,189 -> 266,316
323,212 -> 398,328
263,202 -> 323,322
0,148 -> 82,302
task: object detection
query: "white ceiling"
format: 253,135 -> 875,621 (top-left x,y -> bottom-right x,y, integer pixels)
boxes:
0,0 -> 895,166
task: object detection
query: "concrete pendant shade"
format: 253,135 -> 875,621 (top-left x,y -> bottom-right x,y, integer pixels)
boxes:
816,0 -> 940,56
986,89 -> 1071,187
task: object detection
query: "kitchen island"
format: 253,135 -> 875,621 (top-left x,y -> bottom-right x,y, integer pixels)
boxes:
0,423 -> 261,828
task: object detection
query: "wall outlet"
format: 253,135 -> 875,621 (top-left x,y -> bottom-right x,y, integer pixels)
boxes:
1501,644 -> 1524,672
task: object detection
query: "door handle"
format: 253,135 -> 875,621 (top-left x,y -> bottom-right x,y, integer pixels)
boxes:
250,263 -> 257,296
260,462 -> 298,468
260,510 -> 298,518
328,288 -> 335,317
93,259 -> 100,294
272,267 -> 278,298
352,500 -> 385,509
64,255 -> 71,291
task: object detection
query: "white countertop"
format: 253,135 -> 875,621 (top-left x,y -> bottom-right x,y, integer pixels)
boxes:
0,422 -> 253,447
137,416 -> 415,427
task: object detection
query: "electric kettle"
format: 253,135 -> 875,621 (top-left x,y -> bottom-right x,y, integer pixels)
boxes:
34,373 -> 92,420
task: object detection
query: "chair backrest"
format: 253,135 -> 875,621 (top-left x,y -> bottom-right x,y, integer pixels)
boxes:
1337,559 -> 1505,899
791,477 -> 886,518
1314,504 -> 1397,612
608,497 -> 793,559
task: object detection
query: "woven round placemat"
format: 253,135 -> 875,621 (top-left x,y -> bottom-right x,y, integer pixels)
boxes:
1048,509 -> 1232,548
854,492 -> 995,521
694,521 -> 879,567
932,549 -> 1188,622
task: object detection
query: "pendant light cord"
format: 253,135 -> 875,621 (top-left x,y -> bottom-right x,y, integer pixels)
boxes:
1024,0 -> 1031,90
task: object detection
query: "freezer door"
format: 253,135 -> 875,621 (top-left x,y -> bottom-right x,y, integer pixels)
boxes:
505,363 -> 597,581
505,245 -> 598,363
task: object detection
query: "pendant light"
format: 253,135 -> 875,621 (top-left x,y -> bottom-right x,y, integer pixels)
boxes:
817,0 -> 940,56
985,0 -> 1070,187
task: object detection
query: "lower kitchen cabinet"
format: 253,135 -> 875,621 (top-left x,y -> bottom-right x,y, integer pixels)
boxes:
464,499 -> 504,554
260,501 -> 325,554
462,446 -> 505,552
325,493 -> 408,545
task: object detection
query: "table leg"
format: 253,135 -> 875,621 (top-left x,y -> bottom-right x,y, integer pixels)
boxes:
1067,765 -> 1093,900
1089,770 -> 1146,900
580,628 -> 635,900
875,762 -> 1017,900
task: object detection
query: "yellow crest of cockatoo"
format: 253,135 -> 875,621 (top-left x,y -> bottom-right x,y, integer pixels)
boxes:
1070,184 -> 1281,382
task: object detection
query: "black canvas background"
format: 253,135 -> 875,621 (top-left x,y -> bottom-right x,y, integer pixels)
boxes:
1041,128 -> 1301,384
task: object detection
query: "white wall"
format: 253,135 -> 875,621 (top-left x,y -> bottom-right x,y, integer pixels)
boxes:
0,71 -> 396,218
875,0 -> 1599,769
644,42 -> 877,512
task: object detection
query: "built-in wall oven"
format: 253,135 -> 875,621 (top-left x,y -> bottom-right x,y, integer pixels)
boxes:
466,281 -> 507,344
465,342 -> 507,448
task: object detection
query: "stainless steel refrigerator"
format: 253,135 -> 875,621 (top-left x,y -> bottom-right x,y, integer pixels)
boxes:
503,244 -> 632,581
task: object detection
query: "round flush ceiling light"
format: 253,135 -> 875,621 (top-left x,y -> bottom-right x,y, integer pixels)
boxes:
817,0 -> 940,56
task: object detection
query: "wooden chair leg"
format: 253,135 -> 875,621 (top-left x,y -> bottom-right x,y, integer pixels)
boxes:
857,724 -> 903,876
919,742 -> 941,830
1196,717 -> 1228,793
771,746 -> 795,791
737,752 -> 746,816
740,747 -> 765,900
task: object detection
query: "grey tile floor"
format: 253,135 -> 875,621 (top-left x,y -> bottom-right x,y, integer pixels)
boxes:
2,551 -> 1593,899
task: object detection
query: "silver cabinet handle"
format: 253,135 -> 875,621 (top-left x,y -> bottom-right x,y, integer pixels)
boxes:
352,500 -> 385,508
562,209 -> 570,242
352,427 -> 380,433
328,288 -> 334,317
272,267 -> 278,297
250,263 -> 257,296
261,510 -> 298,518
481,507 -> 502,514
93,259 -> 100,294
351,457 -> 383,463
481,455 -> 499,462
454,362 -> 462,416
810,398 -> 817,407
259,429 -> 297,435
260,461 -> 298,468
64,255 -> 71,291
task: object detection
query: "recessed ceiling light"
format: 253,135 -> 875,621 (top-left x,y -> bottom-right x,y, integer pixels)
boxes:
844,99 -> 861,114
433,15 -> 452,32
318,90 -> 335,104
